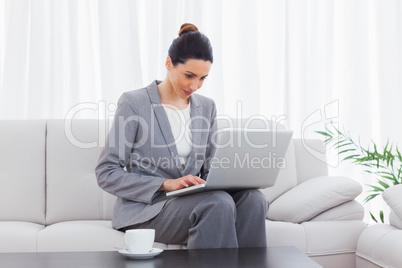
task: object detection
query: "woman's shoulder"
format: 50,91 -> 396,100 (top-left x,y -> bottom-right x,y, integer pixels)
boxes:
119,80 -> 159,103
118,83 -> 157,108
191,93 -> 217,119
114,88 -> 151,115
119,87 -> 149,102
192,93 -> 216,107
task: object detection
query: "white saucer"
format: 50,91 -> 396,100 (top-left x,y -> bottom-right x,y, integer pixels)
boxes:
118,248 -> 163,259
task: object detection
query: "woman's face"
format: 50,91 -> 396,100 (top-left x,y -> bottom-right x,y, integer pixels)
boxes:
166,58 -> 212,100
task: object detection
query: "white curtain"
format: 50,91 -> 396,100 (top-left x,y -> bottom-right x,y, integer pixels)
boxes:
1,0 -> 402,222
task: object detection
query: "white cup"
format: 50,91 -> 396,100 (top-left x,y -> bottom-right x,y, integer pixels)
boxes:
124,229 -> 155,253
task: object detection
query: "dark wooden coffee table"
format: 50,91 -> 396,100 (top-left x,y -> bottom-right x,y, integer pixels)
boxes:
0,246 -> 322,267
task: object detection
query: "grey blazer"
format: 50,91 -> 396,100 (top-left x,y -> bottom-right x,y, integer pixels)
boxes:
95,80 -> 217,230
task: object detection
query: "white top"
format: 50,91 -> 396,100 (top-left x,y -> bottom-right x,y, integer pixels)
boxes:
162,103 -> 192,167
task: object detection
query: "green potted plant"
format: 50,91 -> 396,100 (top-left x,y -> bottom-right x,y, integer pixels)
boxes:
316,123 -> 402,223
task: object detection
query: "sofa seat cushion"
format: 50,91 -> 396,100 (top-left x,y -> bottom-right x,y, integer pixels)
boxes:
266,220 -> 367,268
356,224 -> 402,268
0,222 -> 44,252
266,220 -> 366,255
267,220 -> 367,268
267,176 -> 362,223
37,221 -> 125,252
153,242 -> 187,250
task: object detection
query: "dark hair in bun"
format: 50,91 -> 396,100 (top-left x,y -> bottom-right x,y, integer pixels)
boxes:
178,23 -> 199,36
168,23 -> 213,66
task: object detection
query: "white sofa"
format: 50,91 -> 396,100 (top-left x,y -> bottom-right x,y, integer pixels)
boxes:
0,119 -> 367,268
356,184 -> 402,268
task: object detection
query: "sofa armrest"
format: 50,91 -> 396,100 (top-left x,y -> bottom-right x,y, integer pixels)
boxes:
309,200 -> 365,221
267,176 -> 362,223
389,210 -> 402,229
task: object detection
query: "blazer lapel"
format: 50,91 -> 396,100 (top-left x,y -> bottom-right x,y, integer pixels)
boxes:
183,94 -> 203,174
146,81 -> 183,176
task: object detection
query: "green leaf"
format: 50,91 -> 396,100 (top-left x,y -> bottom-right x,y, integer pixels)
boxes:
326,126 -> 335,135
377,171 -> 398,183
377,180 -> 390,189
367,185 -> 385,192
380,210 -> 384,223
364,169 -> 374,174
396,146 -> 402,161
381,175 -> 398,182
316,131 -> 332,138
384,140 -> 389,154
354,156 -> 374,163
328,122 -> 341,135
339,148 -> 357,155
343,155 -> 360,161
364,193 -> 379,203
335,142 -> 354,150
369,211 -> 378,223
330,139 -> 348,149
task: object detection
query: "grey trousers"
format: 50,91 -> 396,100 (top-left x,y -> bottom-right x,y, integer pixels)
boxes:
122,189 -> 269,249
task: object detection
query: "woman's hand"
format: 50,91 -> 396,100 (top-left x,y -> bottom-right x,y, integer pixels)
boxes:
159,175 -> 205,192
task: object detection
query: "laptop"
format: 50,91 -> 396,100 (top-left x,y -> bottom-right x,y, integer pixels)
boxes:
166,128 -> 293,197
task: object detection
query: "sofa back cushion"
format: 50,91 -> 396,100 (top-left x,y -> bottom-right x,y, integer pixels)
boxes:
45,119 -> 116,225
0,120 -> 46,224
293,139 -> 329,184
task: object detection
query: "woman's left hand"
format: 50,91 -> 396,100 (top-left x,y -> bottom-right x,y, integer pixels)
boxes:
159,175 -> 205,192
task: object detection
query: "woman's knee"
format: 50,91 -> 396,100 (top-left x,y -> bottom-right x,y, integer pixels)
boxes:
250,190 -> 269,204
207,190 -> 236,210
193,191 -> 236,217
235,190 -> 269,211
189,191 -> 236,226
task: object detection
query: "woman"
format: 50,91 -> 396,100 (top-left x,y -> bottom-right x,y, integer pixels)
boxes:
95,23 -> 269,249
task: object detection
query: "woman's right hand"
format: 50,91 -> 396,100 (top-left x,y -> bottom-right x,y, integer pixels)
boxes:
159,175 -> 205,192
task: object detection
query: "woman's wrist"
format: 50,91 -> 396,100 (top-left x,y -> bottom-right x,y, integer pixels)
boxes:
159,179 -> 171,191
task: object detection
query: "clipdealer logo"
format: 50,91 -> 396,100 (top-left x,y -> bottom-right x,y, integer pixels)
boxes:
300,100 -> 340,168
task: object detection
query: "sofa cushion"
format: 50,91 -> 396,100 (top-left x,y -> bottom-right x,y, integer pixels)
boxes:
356,224 -> 402,268
267,176 -> 362,223
266,220 -> 367,257
260,141 -> 297,203
0,222 -> 44,252
302,221 -> 366,256
37,221 -> 125,252
45,119 -> 116,225
293,139 -> 329,184
310,200 -> 364,221
0,120 -> 46,224
382,184 -> 402,222
389,210 -> 402,229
